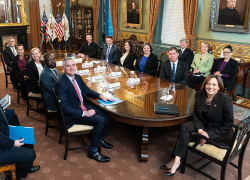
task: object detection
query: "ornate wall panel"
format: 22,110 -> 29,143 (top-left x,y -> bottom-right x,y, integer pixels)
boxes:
119,31 -> 148,42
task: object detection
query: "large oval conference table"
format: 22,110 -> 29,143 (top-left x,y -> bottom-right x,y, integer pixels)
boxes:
54,53 -> 196,162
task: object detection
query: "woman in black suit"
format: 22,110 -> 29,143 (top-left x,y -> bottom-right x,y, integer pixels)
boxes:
118,41 -> 136,70
135,42 -> 158,77
213,45 -> 238,91
26,47 -> 45,93
12,44 -> 30,100
161,75 -> 234,176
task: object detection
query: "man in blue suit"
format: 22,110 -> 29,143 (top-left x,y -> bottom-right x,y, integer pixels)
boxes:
55,57 -> 114,162
101,36 -> 119,64
40,53 -> 62,111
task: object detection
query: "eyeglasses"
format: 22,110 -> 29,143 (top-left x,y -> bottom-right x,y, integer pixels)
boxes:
223,51 -> 231,54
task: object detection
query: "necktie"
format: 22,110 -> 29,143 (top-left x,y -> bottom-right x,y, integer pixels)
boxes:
106,46 -> 111,62
72,78 -> 87,111
171,63 -> 175,82
52,69 -> 59,79
12,48 -> 17,56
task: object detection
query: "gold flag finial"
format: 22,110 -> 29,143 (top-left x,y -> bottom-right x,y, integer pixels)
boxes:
57,4 -> 60,12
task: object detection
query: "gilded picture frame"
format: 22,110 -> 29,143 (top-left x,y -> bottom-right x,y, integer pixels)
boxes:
209,0 -> 250,34
123,0 -> 142,29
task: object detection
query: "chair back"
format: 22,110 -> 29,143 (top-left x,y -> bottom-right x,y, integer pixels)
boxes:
157,51 -> 168,78
0,53 -> 8,74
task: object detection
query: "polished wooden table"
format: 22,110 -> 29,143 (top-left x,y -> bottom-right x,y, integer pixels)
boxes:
54,53 -> 196,162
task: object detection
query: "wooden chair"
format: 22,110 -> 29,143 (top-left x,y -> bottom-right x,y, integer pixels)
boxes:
158,51 -> 168,78
26,83 -> 43,116
0,163 -> 16,180
0,53 -> 11,88
54,90 -> 93,160
180,117 -> 250,180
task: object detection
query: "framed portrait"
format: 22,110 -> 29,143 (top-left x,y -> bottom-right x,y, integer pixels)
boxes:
209,0 -> 250,34
123,0 -> 142,29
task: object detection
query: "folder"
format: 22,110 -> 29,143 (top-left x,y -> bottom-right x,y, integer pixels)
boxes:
154,103 -> 179,115
98,97 -> 122,106
9,125 -> 35,145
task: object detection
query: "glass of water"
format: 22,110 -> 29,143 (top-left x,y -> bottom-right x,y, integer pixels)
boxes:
130,71 -> 135,78
71,53 -> 75,58
85,55 -> 89,61
115,65 -> 119,72
163,88 -> 169,97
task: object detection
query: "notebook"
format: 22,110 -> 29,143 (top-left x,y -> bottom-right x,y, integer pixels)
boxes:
154,103 -> 179,115
9,125 -> 35,145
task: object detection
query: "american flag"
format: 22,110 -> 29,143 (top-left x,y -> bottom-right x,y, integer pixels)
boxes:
41,11 -> 49,42
55,11 -> 63,42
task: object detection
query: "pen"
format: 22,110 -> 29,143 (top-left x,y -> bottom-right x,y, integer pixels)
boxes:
157,107 -> 169,110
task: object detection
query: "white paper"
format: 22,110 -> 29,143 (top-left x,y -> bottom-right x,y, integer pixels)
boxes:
92,60 -> 102,64
94,66 -> 107,72
127,78 -> 140,85
106,82 -> 120,89
76,69 -> 89,75
109,72 -> 122,77
82,62 -> 93,68
160,95 -> 173,101
86,75 -> 103,82
74,58 -> 82,63
56,61 -> 62,66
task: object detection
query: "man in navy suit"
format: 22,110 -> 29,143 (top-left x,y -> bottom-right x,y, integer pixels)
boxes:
40,53 -> 62,111
101,36 -> 119,64
178,38 -> 194,70
160,47 -> 189,86
55,57 -> 114,162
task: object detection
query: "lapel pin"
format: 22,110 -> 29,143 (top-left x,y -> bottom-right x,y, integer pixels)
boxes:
214,104 -> 216,107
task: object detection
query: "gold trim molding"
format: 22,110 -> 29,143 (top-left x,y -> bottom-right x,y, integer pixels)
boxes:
119,31 -> 148,42
195,40 -> 250,62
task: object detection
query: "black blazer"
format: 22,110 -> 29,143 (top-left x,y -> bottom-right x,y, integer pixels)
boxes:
26,60 -> 45,93
160,60 -> 188,86
3,46 -> 15,67
118,52 -> 136,70
101,44 -> 119,64
12,54 -> 30,79
212,58 -> 238,91
55,74 -> 101,128
135,53 -> 158,77
178,48 -> 194,69
193,91 -> 234,144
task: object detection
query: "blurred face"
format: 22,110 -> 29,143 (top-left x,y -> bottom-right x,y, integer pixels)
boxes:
45,55 -> 56,68
223,48 -> 232,59
124,42 -> 130,51
201,43 -> 208,53
205,78 -> 220,96
16,46 -> 24,56
180,40 -> 188,49
86,35 -> 92,43
143,45 -> 151,55
132,3 -> 136,9
168,50 -> 179,63
31,49 -> 41,62
228,0 -> 236,8
106,38 -> 113,46
8,38 -> 15,47
63,59 -> 76,77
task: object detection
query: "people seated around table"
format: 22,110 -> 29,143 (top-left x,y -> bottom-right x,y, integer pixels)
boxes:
118,41 -> 136,70
161,75 -> 234,176
78,33 -> 99,59
26,48 -> 45,93
55,57 -> 114,163
188,42 -> 214,89
101,36 -> 119,64
12,44 -> 30,101
40,53 -> 62,111
160,47 -> 188,86
178,38 -> 194,70
212,45 -> 238,92
3,37 -> 17,91
0,108 -> 40,180
135,42 -> 158,77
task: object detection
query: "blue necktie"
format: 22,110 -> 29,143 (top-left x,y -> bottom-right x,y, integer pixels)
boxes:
106,46 -> 111,62
171,63 -> 175,82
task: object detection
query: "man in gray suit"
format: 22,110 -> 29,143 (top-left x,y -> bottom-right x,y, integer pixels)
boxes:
40,53 -> 62,111
101,36 -> 119,64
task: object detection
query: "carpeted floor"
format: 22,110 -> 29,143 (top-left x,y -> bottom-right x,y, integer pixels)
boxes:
0,71 -> 250,180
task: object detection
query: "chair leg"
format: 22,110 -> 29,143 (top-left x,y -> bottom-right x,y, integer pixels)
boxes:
220,164 -> 227,180
5,74 -> 8,88
64,135 -> 69,160
238,151 -> 245,180
26,98 -> 29,116
17,90 -> 20,104
36,100 -> 39,108
9,164 -> 16,180
45,112 -> 49,135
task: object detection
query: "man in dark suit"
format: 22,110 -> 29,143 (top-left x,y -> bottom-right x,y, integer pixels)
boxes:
55,57 -> 114,162
78,33 -> 99,59
101,36 -> 119,64
0,108 -> 40,180
160,47 -> 188,86
178,38 -> 194,70
40,53 -> 62,111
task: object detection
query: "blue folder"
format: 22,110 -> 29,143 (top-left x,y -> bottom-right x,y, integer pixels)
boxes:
98,97 -> 122,106
9,125 -> 35,145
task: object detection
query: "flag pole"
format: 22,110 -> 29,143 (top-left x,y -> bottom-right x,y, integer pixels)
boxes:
62,4 -> 67,52
57,3 -> 61,52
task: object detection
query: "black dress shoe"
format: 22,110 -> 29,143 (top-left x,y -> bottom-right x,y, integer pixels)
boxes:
164,164 -> 181,176
87,151 -> 110,162
28,165 -> 40,173
101,140 -> 113,149
160,164 -> 170,170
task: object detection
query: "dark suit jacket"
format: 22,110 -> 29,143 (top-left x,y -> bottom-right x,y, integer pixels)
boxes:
212,58 -> 238,91
55,74 -> 101,128
118,52 -> 136,70
12,54 -> 30,79
193,91 -> 234,144
40,66 -> 62,111
160,60 -> 188,86
178,48 -> 193,69
26,60 -> 45,93
135,53 -> 158,77
3,46 -> 15,68
101,44 -> 119,64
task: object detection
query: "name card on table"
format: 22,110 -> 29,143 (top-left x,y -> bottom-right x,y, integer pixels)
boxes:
109,72 -> 122,77
92,60 -> 102,64
74,58 -> 82,63
82,62 -> 93,68
106,82 -> 121,90
86,75 -> 103,82
76,69 -> 89,75
94,66 -> 107,72
127,78 -> 140,86
56,61 -> 62,66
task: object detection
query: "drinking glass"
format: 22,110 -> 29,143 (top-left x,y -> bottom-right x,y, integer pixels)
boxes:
163,88 -> 169,97
88,70 -> 92,80
85,55 -> 89,61
115,65 -> 119,72
102,60 -> 105,67
130,71 -> 135,78
71,53 -> 75,58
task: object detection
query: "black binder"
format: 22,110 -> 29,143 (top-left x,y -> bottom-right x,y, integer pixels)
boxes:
154,103 -> 179,115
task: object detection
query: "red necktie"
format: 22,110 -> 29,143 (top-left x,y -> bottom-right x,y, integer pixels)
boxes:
72,78 -> 87,111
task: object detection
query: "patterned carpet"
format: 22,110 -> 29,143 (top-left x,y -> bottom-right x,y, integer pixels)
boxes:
0,71 -> 250,180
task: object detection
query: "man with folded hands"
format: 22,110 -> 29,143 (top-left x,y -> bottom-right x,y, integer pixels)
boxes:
55,57 -> 114,162
78,33 -> 99,59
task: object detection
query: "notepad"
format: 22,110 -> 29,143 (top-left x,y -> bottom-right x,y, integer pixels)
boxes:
154,103 -> 179,115
98,97 -> 122,106
0,94 -> 11,110
9,125 -> 35,145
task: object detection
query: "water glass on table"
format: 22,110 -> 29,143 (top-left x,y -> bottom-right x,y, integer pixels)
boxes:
163,88 -> 169,97
85,55 -> 89,61
130,71 -> 135,78
115,65 -> 119,72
